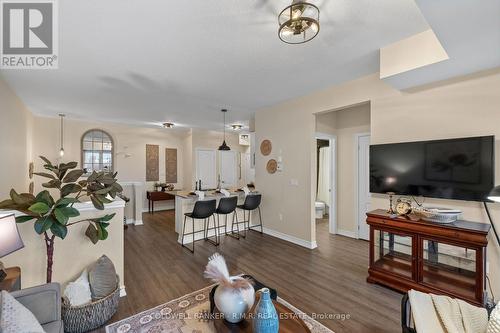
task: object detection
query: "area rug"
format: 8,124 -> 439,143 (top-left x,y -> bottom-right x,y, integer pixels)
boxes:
106,284 -> 334,333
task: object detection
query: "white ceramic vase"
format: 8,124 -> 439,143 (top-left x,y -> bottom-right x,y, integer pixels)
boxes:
214,276 -> 255,323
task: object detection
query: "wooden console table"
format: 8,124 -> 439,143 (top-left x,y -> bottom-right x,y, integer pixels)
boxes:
366,209 -> 490,306
146,191 -> 175,213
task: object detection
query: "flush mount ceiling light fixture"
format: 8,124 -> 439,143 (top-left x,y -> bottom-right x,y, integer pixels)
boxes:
278,0 -> 320,44
163,122 -> 174,128
218,109 -> 231,151
231,124 -> 243,131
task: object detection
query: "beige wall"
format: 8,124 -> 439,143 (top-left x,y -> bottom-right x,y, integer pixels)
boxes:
255,68 -> 500,296
191,129 -> 249,188
0,75 -> 33,198
30,116 -> 188,187
29,116 -> 246,211
316,103 -> 371,234
30,116 -> 193,213
0,76 -> 125,289
2,204 -> 124,290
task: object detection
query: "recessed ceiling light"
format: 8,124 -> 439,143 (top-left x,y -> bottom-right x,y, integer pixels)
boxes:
163,122 -> 174,128
231,124 -> 243,130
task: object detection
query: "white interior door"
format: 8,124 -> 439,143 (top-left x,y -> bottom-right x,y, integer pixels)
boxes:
357,134 -> 371,240
219,151 -> 238,188
242,153 -> 253,185
196,149 -> 217,190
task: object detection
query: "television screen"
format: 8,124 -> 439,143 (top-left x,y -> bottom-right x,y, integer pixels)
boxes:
369,136 -> 494,201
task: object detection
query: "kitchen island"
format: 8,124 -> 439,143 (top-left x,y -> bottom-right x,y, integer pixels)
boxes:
166,190 -> 257,244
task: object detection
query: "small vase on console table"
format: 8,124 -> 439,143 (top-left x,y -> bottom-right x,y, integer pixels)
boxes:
366,209 -> 490,306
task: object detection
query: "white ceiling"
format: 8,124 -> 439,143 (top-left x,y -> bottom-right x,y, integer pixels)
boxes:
384,0 -> 500,90
0,0 -> 429,130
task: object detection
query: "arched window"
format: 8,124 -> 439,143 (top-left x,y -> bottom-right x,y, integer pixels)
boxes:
81,129 -> 114,174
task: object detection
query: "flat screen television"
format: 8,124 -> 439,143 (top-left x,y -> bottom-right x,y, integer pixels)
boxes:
369,136 -> 495,201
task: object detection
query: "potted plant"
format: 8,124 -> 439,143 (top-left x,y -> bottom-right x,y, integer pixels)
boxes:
0,156 -> 123,283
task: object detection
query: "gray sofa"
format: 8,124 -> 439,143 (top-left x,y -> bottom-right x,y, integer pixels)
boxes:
11,283 -> 64,333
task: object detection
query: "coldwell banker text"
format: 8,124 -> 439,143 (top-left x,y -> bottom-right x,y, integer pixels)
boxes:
0,0 -> 58,69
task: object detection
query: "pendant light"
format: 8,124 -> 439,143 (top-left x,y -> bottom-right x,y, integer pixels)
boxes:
218,109 -> 230,151
58,113 -> 65,157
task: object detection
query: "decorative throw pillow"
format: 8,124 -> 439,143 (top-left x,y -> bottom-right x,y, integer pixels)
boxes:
0,290 -> 45,333
89,255 -> 117,300
64,269 -> 92,306
488,304 -> 500,333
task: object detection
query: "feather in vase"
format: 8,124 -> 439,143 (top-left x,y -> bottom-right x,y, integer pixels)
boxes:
203,253 -> 253,290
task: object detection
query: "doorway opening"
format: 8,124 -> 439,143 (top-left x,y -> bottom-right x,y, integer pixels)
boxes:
315,134 -> 336,237
314,102 -> 371,243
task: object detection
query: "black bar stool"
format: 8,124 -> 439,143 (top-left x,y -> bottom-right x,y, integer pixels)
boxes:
181,199 -> 217,253
215,196 -> 240,239
237,194 -> 263,236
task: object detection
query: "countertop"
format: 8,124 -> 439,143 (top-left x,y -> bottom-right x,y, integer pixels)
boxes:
166,189 -> 257,200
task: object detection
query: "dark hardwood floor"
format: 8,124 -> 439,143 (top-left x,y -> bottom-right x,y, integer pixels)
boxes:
93,211 -> 402,333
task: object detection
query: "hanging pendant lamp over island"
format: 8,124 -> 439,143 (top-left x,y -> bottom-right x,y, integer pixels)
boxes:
59,113 -> 65,157
218,109 -> 230,151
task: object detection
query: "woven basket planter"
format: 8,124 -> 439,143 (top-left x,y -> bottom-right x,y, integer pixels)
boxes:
62,278 -> 120,333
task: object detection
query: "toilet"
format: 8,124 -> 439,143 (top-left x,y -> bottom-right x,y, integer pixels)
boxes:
315,201 -> 326,219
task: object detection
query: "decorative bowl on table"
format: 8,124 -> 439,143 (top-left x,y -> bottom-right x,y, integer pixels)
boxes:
417,207 -> 462,224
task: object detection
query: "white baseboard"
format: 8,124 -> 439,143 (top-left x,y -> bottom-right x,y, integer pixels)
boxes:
134,219 -> 143,226
261,227 -> 317,249
337,229 -> 358,239
125,218 -> 135,225
119,286 -> 127,297
177,225 -> 317,250
141,208 -> 175,213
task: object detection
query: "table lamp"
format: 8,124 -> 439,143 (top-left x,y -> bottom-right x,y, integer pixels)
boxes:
0,214 -> 24,282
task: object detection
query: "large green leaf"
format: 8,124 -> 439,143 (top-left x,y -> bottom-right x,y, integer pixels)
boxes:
112,182 -> 123,192
10,189 -> 34,205
34,216 -> 54,234
59,162 -> 78,171
90,195 -> 104,210
100,178 -> 117,185
94,187 -> 112,195
0,199 -> 16,209
54,207 -> 80,225
16,215 -> 35,223
97,222 -> 109,240
54,197 -> 78,208
96,213 -> 115,223
54,208 -> 68,225
85,224 -> 99,244
33,172 -> 56,180
39,156 -> 53,166
28,202 -> 50,215
43,165 -> 60,178
50,223 -> 68,239
42,179 -> 62,189
96,194 -> 112,203
87,171 -> 99,182
61,183 -> 82,197
35,190 -> 55,207
63,169 -> 84,183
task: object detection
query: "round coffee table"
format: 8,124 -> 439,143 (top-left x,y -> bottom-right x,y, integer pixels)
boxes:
213,299 -> 311,333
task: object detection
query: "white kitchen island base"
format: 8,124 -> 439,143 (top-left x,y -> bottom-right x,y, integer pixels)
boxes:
170,191 -> 258,244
